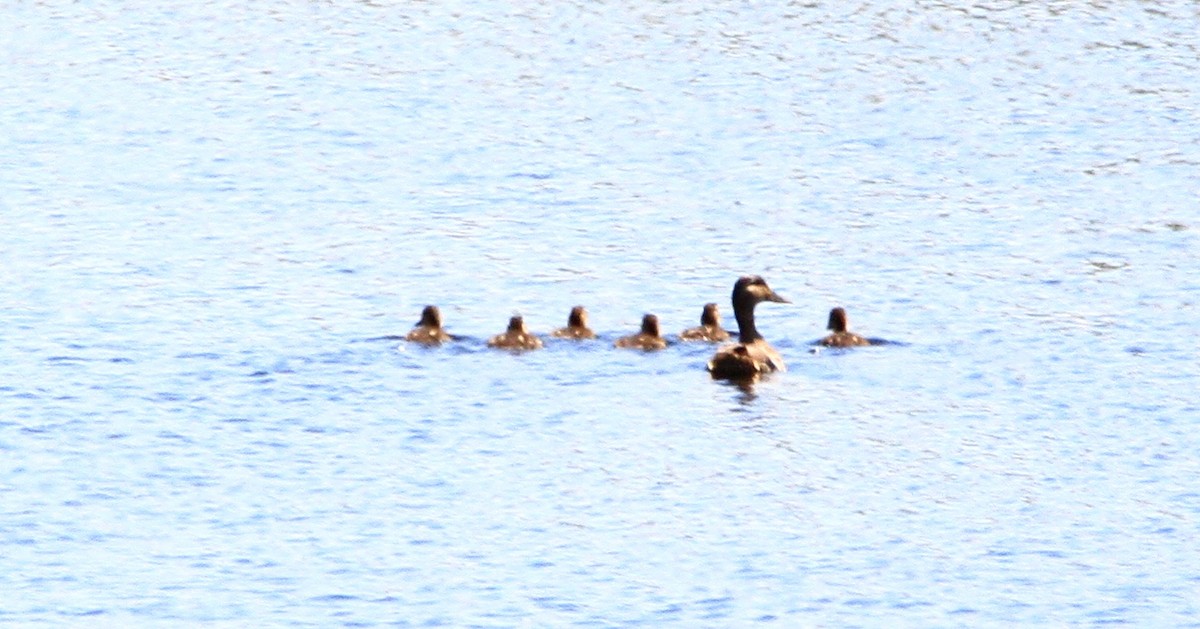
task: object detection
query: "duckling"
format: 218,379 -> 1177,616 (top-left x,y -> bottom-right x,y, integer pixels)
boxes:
707,276 -> 790,379
405,305 -> 452,344
487,315 -> 543,350
551,305 -> 597,340
818,307 -> 871,347
679,303 -> 731,342
615,314 -> 668,350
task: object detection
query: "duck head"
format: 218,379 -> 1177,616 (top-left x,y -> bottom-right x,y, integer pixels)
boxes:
827,307 -> 849,332
732,275 -> 790,308
730,276 -> 789,343
640,314 -> 661,337
568,306 -> 589,328
418,305 -> 442,328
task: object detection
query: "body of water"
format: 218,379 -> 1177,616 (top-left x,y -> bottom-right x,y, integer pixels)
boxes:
3,1 -> 1199,625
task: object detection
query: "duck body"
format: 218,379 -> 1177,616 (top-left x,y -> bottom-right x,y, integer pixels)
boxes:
708,340 -> 786,379
707,276 -> 790,379
488,315 -> 543,350
615,314 -> 667,350
680,303 -> 731,342
551,306 -> 597,340
818,307 -> 871,348
820,332 -> 871,348
405,305 -> 452,344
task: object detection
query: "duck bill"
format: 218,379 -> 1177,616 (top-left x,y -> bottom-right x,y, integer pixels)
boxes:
766,291 -> 790,304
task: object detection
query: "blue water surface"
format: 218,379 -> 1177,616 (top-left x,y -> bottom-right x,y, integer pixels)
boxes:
3,1 -> 1199,626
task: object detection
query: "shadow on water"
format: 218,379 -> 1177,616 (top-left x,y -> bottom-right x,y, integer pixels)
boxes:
803,336 -> 907,348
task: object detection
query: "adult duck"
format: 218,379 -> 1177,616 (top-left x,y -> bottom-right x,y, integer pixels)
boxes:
680,303 -> 731,342
707,276 -> 790,379
615,314 -> 668,350
405,305 -> 452,345
551,306 -> 597,340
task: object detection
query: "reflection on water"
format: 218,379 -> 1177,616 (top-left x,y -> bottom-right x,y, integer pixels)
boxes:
721,377 -> 761,408
4,0 -> 1200,625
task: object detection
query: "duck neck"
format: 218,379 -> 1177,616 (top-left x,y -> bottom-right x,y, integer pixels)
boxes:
734,302 -> 762,343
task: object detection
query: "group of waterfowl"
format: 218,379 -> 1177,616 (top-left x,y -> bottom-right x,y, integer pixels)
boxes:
404,275 -> 881,381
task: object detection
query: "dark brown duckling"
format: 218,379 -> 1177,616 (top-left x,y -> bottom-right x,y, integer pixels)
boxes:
405,305 -> 452,345
615,314 -> 668,350
680,302 -> 731,342
818,307 -> 871,348
551,305 -> 597,340
708,276 -> 790,379
487,315 -> 543,350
